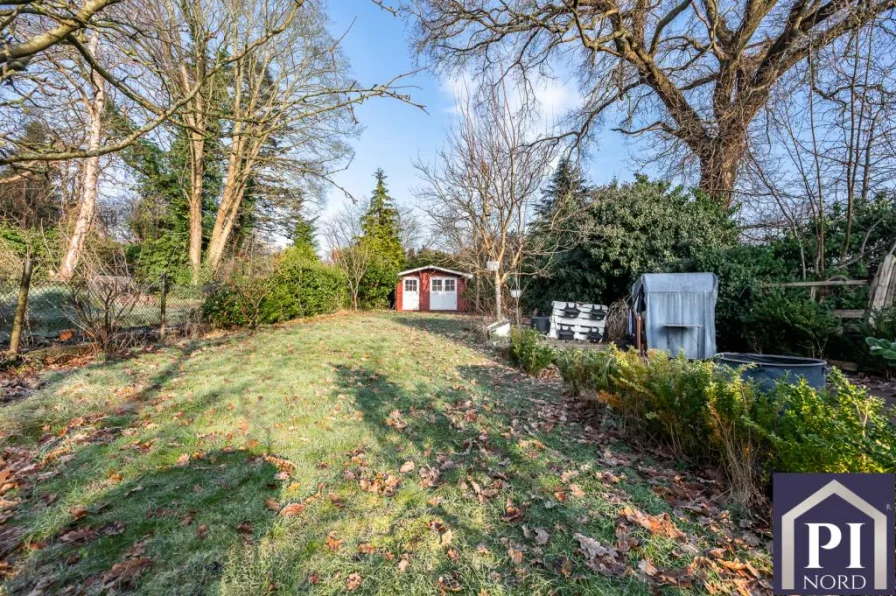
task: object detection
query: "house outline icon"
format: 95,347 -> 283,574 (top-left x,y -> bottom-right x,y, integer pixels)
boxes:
781,479 -> 888,590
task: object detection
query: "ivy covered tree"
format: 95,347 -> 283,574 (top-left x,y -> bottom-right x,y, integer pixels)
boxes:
358,169 -> 405,308
109,106 -> 223,284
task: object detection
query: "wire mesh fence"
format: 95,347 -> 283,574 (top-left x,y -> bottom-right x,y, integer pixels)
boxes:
0,267 -> 205,351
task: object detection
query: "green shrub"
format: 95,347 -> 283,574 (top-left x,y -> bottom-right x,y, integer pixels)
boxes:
839,307 -> 896,372
202,274 -> 268,329
553,349 -> 615,396
744,290 -> 840,357
261,250 -> 347,322
761,370 -> 896,475
203,249 -> 346,329
509,328 -> 554,375
555,346 -> 896,507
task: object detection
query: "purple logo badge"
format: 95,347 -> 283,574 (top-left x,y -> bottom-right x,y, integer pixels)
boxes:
774,473 -> 894,594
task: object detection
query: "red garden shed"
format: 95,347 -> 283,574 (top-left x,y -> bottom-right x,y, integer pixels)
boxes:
396,266 -> 471,312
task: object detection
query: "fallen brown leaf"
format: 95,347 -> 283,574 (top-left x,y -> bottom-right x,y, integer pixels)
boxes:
101,557 -> 152,589
326,531 -> 342,551
619,506 -> 686,541
280,503 -> 305,516
638,558 -> 658,577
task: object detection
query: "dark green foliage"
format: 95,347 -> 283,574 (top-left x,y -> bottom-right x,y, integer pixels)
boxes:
866,337 -> 896,368
0,225 -> 59,279
289,216 -> 318,256
201,273 -> 268,329
261,248 -> 346,322
203,249 -> 346,329
743,290 -> 840,357
509,327 -> 554,375
404,248 -> 462,271
672,244 -> 790,351
524,174 -> 736,314
555,347 -> 896,503
831,307 -> 896,373
0,121 -> 62,231
358,169 -> 404,308
533,157 -> 590,218
108,106 -> 222,284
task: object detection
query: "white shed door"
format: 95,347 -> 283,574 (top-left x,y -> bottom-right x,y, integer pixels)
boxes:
403,278 -> 419,310
430,277 -> 457,310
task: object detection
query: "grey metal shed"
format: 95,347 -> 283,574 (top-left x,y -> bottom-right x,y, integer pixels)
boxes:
631,273 -> 718,359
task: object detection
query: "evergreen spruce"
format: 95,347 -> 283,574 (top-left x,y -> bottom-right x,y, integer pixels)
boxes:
358,169 -> 405,308
286,215 -> 319,262
535,158 -> 590,218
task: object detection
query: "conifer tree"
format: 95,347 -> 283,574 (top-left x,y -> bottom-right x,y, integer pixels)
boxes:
535,158 -> 590,218
358,169 -> 404,308
291,216 -> 317,252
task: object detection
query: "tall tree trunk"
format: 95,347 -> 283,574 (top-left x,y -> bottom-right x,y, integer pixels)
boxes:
697,138 -> 743,207
180,63 -> 208,285
57,33 -> 104,281
205,134 -> 248,275
187,137 -> 205,284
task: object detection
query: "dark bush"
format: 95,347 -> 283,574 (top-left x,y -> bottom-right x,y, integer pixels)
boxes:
203,248 -> 346,329
261,249 -> 347,322
743,290 -> 841,357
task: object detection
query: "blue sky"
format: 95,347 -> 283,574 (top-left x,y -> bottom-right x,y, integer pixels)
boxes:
323,2 -> 643,242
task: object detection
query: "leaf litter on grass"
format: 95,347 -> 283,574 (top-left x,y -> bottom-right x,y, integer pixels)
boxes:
0,313 -> 772,594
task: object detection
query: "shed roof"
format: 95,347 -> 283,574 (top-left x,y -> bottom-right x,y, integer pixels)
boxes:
398,265 -> 472,279
635,272 -> 717,294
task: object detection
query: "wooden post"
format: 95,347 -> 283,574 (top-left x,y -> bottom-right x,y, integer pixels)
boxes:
869,252 -> 895,323
159,273 -> 168,340
9,254 -> 33,356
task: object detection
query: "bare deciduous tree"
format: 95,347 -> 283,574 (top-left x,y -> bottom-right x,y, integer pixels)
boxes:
56,31 -> 105,281
323,203 -> 372,310
742,18 -> 896,277
204,0 -> 422,276
405,0 -> 894,205
414,80 -> 555,320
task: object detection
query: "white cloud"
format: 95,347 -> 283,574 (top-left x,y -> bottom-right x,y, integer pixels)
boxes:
438,69 -> 582,133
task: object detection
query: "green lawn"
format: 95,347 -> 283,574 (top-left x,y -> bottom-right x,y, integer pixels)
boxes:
0,312 -> 771,594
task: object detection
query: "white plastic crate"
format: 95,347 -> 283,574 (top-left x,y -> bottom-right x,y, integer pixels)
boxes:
548,301 -> 608,342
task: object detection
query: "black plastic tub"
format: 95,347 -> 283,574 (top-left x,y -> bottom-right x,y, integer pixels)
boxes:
531,316 -> 550,334
715,353 -> 828,391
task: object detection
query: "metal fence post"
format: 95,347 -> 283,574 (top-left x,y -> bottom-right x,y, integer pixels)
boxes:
9,253 -> 34,356
159,272 -> 168,340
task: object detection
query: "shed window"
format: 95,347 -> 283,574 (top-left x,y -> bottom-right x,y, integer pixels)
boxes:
432,279 -> 443,291
444,279 -> 456,292
404,278 -> 418,292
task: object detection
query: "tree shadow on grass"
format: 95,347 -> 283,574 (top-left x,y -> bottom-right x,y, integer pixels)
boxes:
391,314 -> 479,343
326,362 -> 652,595
3,331 -> 287,594
8,450 -> 280,595
2,333 -> 250,446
